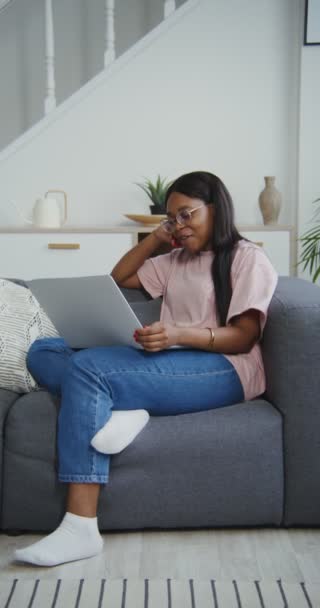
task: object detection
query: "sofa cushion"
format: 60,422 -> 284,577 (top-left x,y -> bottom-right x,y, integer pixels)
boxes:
2,393 -> 283,531
0,280 -> 59,393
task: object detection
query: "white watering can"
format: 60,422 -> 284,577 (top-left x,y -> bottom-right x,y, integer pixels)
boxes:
11,189 -> 68,228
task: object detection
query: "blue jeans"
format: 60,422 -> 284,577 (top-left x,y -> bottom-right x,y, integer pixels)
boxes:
27,338 -> 244,484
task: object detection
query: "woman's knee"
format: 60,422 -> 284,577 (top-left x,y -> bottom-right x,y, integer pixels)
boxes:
27,337 -> 73,378
28,337 -> 61,363
29,336 -> 68,354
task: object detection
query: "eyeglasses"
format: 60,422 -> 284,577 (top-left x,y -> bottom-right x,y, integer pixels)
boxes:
160,205 -> 204,234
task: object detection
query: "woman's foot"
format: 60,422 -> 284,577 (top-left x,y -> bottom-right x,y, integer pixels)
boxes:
14,512 -> 103,567
91,409 -> 150,454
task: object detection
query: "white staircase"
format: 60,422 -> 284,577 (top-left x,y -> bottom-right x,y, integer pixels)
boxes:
0,0 -> 191,153
0,0 -> 295,232
0,0 -> 203,228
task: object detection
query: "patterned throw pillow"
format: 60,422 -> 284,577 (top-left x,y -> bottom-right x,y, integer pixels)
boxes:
0,279 -> 59,393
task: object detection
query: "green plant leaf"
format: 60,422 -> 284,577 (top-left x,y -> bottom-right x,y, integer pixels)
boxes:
298,198 -> 320,281
313,264 -> 320,283
301,224 -> 320,237
134,174 -> 172,209
301,239 -> 320,255
300,244 -> 319,265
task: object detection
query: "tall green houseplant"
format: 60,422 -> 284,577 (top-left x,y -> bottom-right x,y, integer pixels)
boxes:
299,198 -> 320,283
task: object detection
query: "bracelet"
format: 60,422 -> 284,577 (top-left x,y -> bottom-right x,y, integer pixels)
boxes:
206,327 -> 215,350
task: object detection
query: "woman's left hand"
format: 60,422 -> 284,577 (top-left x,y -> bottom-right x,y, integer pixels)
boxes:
134,322 -> 179,352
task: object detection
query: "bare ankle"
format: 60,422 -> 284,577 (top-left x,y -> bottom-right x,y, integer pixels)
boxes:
66,483 -> 100,517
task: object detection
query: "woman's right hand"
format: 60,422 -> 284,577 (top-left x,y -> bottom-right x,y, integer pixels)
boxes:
152,224 -> 178,247
111,221 -> 180,286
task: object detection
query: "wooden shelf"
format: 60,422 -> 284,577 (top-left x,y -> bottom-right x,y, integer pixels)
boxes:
0,224 -> 295,234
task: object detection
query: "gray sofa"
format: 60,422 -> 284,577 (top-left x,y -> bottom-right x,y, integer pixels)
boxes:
0,276 -> 320,532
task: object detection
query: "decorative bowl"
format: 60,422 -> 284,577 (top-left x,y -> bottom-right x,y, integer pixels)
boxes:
124,214 -> 166,225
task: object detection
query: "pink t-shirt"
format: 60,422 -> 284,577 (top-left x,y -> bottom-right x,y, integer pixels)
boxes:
137,240 -> 278,400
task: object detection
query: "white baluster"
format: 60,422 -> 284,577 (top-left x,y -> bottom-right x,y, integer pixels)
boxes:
0,1 -> 13,13
104,0 -> 116,67
44,0 -> 56,114
164,0 -> 176,18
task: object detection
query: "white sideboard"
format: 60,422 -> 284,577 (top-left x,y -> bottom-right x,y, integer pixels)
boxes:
0,232 -> 132,280
0,225 -> 296,279
240,228 -> 294,277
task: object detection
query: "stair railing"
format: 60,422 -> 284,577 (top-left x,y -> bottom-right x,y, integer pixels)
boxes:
104,0 -> 116,67
4,0 -> 177,121
44,0 -> 56,114
164,0 -> 176,18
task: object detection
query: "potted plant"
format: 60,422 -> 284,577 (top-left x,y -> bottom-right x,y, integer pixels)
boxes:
299,197 -> 320,283
135,175 -> 172,215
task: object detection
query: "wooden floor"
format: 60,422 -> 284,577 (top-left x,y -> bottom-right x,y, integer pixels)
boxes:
0,527 -> 320,582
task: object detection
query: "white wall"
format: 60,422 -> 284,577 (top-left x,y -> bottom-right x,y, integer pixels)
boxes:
0,0 -> 301,230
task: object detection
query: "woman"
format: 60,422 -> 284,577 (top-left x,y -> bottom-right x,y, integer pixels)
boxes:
15,171 -> 277,566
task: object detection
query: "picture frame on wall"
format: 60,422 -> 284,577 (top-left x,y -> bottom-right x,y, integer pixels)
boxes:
304,0 -> 320,45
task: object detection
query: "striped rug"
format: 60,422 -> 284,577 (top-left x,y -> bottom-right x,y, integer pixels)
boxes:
0,578 -> 319,607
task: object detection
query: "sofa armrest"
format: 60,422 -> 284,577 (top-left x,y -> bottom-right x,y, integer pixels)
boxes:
0,389 -> 21,525
262,277 -> 320,525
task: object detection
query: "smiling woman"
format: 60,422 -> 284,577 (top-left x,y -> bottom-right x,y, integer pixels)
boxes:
162,194 -> 213,253
14,171 -> 278,568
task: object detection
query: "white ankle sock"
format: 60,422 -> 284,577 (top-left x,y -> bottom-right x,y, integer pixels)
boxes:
14,512 -> 103,567
91,409 -> 150,454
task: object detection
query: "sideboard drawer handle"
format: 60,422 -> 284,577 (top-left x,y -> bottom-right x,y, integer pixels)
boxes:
48,243 -> 80,250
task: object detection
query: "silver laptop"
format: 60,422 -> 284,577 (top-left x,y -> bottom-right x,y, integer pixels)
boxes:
28,274 -> 144,349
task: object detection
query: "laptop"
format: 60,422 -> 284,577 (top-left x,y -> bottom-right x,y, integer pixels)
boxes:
28,274 -> 144,349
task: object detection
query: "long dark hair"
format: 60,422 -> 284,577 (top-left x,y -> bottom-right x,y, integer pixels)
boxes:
165,171 -> 243,326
